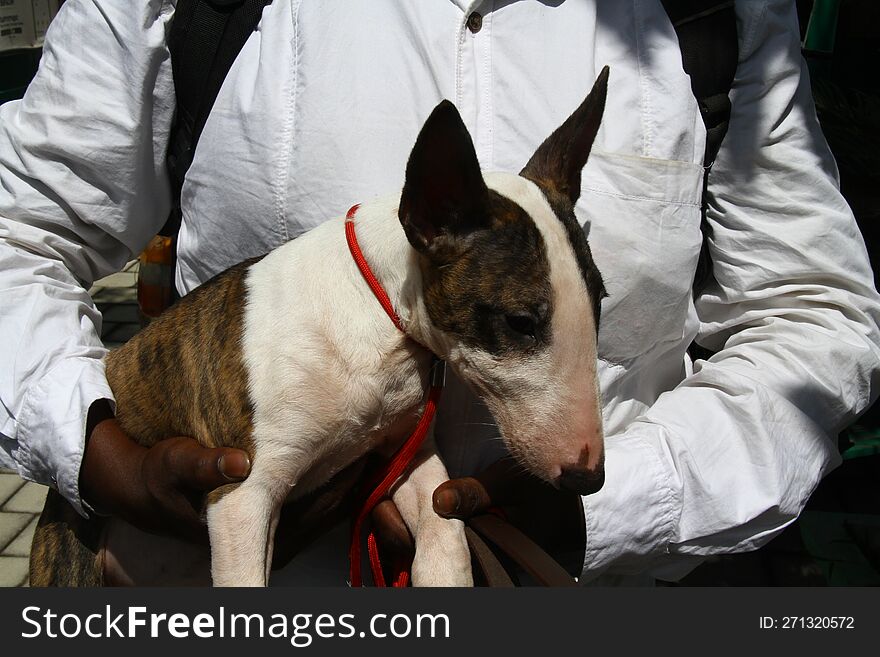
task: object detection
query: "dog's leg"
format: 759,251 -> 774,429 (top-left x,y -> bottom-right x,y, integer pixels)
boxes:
391,435 -> 472,587
206,476 -> 283,587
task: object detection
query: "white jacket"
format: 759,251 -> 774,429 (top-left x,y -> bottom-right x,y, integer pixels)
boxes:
1,0 -> 878,582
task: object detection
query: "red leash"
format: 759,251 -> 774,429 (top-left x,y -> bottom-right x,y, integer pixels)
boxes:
344,204 -> 445,587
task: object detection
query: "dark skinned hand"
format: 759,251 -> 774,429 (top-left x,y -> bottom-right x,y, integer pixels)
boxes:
79,399 -> 253,544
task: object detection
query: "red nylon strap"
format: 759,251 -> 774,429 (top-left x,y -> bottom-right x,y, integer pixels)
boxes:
345,204 -> 405,333
349,378 -> 443,587
345,204 -> 444,587
367,532 -> 411,588
367,532 -> 386,588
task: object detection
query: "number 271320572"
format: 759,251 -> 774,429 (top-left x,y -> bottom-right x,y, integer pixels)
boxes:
759,617 -> 854,629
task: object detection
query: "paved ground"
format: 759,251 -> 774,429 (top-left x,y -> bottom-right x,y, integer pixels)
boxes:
0,260 -> 141,586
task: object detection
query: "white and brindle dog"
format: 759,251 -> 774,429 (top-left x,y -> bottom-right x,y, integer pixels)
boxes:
30,68 -> 610,587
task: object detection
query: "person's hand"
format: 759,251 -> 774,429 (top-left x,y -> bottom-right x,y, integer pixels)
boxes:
371,457 -> 587,575
79,399 -> 251,543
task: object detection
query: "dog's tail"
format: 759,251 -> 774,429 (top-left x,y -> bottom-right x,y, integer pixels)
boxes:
29,488 -> 105,587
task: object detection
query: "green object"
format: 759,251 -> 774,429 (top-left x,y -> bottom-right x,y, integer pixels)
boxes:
803,0 -> 841,54
841,424 -> 880,460
0,48 -> 42,105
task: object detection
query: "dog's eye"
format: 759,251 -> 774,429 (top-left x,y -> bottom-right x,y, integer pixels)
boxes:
505,313 -> 537,340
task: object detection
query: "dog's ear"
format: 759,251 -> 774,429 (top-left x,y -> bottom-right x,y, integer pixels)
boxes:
520,66 -> 609,205
399,100 -> 489,260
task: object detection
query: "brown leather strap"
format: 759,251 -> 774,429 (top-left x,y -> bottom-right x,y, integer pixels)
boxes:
465,526 -> 515,587
467,514 -> 578,587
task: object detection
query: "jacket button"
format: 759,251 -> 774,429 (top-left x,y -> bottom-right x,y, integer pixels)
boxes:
467,12 -> 483,34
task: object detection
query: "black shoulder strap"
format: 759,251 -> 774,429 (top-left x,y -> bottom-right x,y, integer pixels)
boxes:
162,0 -> 274,236
662,0 -> 738,167
661,0 -> 738,292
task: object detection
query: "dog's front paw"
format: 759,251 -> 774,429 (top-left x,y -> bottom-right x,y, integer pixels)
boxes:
410,518 -> 473,587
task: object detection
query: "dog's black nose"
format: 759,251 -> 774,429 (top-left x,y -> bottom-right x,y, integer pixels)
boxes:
559,465 -> 605,495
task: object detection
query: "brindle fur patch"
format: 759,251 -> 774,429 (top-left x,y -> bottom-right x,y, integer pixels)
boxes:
421,190 -> 553,356
30,488 -> 104,586
31,258 -> 264,586
106,257 -> 262,456
518,178 -> 606,326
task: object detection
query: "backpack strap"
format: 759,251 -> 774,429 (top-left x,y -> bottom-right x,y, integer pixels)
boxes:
162,0 -> 274,236
660,0 -> 739,292
466,514 -> 579,587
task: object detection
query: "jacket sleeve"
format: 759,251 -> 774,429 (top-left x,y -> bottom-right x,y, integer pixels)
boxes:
580,0 -> 880,581
0,0 -> 176,515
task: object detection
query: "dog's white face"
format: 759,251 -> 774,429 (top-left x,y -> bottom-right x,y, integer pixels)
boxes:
399,68 -> 609,494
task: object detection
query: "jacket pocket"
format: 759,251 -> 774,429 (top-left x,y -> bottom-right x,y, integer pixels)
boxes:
578,151 -> 704,364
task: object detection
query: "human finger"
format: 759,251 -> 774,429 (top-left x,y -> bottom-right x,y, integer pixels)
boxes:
158,438 -> 252,491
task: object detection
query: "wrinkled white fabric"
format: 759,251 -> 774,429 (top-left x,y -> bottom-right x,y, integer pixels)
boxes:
1,0 -> 878,582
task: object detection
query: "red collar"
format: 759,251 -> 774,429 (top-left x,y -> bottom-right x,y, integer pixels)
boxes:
344,203 -> 405,333
345,204 -> 445,587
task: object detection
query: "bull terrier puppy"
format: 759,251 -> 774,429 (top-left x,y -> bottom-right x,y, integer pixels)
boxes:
30,67 -> 609,587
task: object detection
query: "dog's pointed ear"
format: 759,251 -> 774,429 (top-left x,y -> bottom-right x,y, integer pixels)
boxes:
399,100 -> 489,260
520,66 -> 609,205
